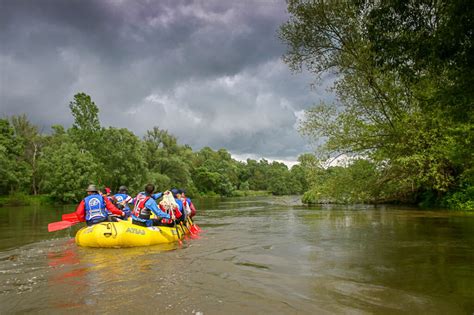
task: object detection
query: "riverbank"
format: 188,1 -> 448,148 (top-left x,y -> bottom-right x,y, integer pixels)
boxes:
0,193 -> 55,207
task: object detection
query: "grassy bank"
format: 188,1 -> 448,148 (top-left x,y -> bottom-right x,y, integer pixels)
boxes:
0,193 -> 55,207
195,190 -> 272,198
231,190 -> 272,197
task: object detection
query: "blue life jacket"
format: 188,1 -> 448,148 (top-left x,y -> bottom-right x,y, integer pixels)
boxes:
84,194 -> 108,222
114,193 -> 131,211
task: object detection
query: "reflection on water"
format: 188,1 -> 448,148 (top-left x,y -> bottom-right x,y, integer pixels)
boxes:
0,197 -> 473,314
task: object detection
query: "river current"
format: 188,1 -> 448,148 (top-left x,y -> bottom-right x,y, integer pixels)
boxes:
0,196 -> 473,314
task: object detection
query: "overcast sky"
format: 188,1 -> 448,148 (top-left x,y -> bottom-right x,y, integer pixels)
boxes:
0,0 -> 335,166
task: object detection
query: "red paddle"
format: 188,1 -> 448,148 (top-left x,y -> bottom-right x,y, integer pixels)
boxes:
62,213 -> 80,223
187,217 -> 201,233
48,220 -> 79,232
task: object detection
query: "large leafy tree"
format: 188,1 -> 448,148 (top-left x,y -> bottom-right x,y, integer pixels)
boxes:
68,92 -> 103,154
99,127 -> 147,192
69,93 -> 101,134
365,0 -> 474,119
38,128 -> 99,203
143,127 -> 195,191
0,119 -> 31,194
10,114 -> 44,194
246,158 -> 269,191
191,147 -> 238,196
267,162 -> 291,195
280,0 -> 473,206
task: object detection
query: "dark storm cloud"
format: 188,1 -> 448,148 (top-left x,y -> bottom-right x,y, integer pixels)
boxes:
0,0 -> 335,163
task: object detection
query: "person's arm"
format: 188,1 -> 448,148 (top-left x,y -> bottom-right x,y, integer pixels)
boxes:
146,199 -> 171,219
125,195 -> 134,204
104,197 -> 125,216
151,192 -> 163,200
73,200 -> 86,222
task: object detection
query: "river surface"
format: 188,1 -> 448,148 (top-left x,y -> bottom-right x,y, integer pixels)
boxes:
0,196 -> 473,314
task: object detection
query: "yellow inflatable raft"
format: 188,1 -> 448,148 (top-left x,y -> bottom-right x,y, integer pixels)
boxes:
75,220 -> 186,248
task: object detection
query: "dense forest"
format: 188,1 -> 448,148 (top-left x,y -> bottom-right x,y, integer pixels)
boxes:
0,93 -> 309,203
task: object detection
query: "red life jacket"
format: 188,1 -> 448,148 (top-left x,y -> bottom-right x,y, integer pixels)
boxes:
133,193 -> 151,218
189,201 -> 196,217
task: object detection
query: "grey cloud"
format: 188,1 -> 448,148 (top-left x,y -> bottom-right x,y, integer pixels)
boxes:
0,0 -> 336,162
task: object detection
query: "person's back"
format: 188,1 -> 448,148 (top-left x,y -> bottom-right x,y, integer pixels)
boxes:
132,184 -> 171,227
113,185 -> 133,218
67,184 -> 124,226
84,192 -> 108,222
178,189 -> 196,218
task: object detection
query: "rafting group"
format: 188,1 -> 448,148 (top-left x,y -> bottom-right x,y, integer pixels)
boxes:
49,183 -> 201,248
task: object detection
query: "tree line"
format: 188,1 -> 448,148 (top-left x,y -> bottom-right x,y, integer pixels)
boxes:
280,0 -> 473,210
0,93 -> 308,202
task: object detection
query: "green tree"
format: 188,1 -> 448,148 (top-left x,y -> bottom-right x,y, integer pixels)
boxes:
246,158 -> 270,191
38,129 -> 99,203
143,126 -> 195,191
146,172 -> 172,193
288,164 -> 307,194
190,147 -> 240,196
365,0 -> 474,120
10,114 -> 44,194
0,119 -> 30,194
68,92 -> 102,153
280,0 -> 473,207
99,127 -> 147,192
69,93 -> 101,134
267,162 -> 291,195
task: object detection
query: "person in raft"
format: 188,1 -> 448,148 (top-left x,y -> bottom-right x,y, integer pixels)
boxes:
177,189 -> 197,218
112,185 -> 134,218
158,190 -> 183,226
131,184 -> 172,227
103,187 -> 113,202
170,189 -> 185,220
69,184 -> 125,226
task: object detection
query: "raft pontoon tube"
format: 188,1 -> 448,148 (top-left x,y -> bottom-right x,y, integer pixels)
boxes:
75,220 -> 187,247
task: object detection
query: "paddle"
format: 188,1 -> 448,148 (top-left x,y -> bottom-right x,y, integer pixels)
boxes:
180,220 -> 199,239
179,216 -> 197,235
187,217 -> 201,232
48,220 -> 79,232
185,217 -> 199,234
62,213 -> 80,223
173,220 -> 183,245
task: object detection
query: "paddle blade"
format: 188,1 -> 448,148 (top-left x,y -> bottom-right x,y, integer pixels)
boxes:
62,213 -> 80,223
185,223 -> 198,235
190,225 -> 199,234
193,223 -> 201,232
48,220 -> 76,232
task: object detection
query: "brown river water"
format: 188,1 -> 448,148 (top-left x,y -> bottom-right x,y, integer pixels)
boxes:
0,196 -> 473,314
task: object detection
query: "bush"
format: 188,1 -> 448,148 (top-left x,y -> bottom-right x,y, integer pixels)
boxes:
0,193 -> 54,207
442,186 -> 474,210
